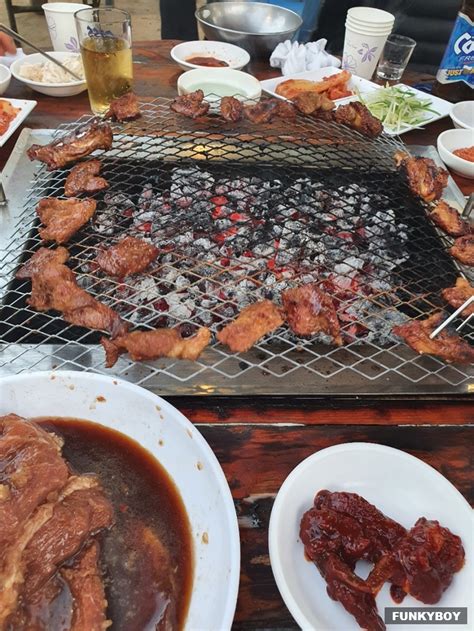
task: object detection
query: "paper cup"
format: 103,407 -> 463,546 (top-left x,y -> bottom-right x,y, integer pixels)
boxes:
342,23 -> 392,79
42,3 -> 87,52
347,6 -> 395,25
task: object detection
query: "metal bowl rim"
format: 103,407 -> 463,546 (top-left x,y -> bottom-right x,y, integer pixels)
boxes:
195,1 -> 303,37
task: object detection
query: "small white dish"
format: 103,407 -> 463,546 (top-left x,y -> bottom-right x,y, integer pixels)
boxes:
11,51 -> 87,97
0,64 -> 11,95
0,97 -> 37,147
177,67 -> 261,103
437,128 -> 474,179
171,40 -> 250,72
0,370 -> 240,631
269,442 -> 473,631
450,100 -> 474,130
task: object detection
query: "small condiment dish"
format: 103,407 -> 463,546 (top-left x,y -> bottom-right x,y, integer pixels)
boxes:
171,40 -> 250,71
450,101 -> 474,130
437,129 -> 474,179
0,64 -> 11,95
177,67 -> 261,104
11,52 -> 87,97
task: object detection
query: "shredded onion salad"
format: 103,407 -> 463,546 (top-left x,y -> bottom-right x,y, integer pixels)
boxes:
362,85 -> 440,133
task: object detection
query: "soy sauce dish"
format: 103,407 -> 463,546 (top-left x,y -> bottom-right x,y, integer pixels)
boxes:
177,67 -> 261,103
0,371 -> 240,631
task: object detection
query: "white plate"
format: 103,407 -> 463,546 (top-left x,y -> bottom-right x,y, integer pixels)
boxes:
171,40 -> 250,71
261,67 -> 453,136
269,443 -> 473,631
0,97 -> 36,147
0,371 -> 240,631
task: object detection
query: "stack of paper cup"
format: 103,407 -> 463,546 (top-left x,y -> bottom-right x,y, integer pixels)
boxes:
342,7 -> 395,79
42,3 -> 88,53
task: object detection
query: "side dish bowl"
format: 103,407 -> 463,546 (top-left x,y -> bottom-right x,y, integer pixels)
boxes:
177,67 -> 261,103
450,100 -> 474,129
0,371 -> 240,631
171,40 -> 250,71
0,63 -> 11,95
437,129 -> 474,179
11,51 -> 87,97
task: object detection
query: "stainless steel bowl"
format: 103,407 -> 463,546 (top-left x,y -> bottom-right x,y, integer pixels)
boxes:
195,1 -> 303,58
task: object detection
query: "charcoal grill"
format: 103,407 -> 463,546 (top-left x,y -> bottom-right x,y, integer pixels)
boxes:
0,97 -> 472,395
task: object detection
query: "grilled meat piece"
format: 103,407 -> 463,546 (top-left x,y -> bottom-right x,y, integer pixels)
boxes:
292,91 -> 335,116
333,101 -> 383,137
442,277 -> 474,316
450,234 -> 474,266
16,247 -> 128,337
27,120 -> 113,171
220,95 -> 243,122
62,541 -> 110,631
96,236 -> 159,278
393,312 -> 474,364
429,200 -> 472,237
217,299 -> 283,352
282,283 -> 342,345
275,99 -> 297,119
65,160 -> 109,197
170,89 -> 209,119
101,326 -> 211,367
396,154 -> 448,202
7,575 -> 65,631
106,91 -> 140,122
37,197 -> 96,244
243,99 -> 280,124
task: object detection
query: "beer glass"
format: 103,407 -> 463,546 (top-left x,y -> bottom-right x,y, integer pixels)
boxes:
75,8 -> 133,115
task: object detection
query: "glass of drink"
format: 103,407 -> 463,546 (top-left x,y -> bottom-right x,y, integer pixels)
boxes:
376,34 -> 416,82
75,7 -> 133,115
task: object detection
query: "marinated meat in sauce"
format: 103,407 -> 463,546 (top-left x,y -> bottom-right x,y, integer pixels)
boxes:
186,56 -> 228,67
27,121 -> 113,171
220,96 -> 243,122
395,153 -> 448,202
36,197 -> 97,244
333,101 -> 383,137
217,299 -> 284,352
393,312 -> 474,364
282,283 -> 342,344
442,278 -> 474,316
106,91 -> 141,122
64,160 -> 109,198
16,247 -> 127,337
170,90 -> 209,119
450,234 -> 474,266
300,491 -> 465,631
429,200 -> 472,237
96,236 -> 159,278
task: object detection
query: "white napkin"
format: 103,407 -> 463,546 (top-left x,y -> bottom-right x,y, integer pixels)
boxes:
270,39 -> 341,76
0,48 -> 25,69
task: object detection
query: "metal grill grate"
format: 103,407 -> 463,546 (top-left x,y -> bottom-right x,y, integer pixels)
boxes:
0,97 -> 472,395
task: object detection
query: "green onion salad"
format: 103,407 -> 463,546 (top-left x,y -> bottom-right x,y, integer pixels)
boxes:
361,85 -> 440,133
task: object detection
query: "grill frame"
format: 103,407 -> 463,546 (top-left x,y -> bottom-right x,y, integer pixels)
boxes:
0,98 -> 472,395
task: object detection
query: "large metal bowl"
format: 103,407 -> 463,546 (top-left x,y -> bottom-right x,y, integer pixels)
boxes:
195,1 -> 303,58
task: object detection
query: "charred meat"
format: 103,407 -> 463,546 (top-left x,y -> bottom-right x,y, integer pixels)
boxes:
64,159 -> 109,197
333,101 -> 383,137
430,200 -> 472,237
16,247 -> 128,337
220,96 -> 243,122
243,99 -> 280,124
449,234 -> 474,266
442,277 -> 474,316
37,197 -> 96,244
27,120 -> 113,171
282,283 -> 342,344
96,236 -> 159,278
217,299 -> 284,352
292,92 -> 335,116
393,312 -> 474,364
170,89 -> 209,119
106,91 -> 141,122
396,154 -> 448,202
101,326 -> 211,367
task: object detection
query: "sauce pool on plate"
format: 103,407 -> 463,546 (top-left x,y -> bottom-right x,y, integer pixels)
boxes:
186,56 -> 229,67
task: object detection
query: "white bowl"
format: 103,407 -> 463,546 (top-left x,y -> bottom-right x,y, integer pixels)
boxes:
11,51 -> 87,97
0,371 -> 240,630
0,63 -> 11,95
450,100 -> 474,129
269,443 -> 473,631
171,40 -> 250,72
177,67 -> 261,103
437,129 -> 474,179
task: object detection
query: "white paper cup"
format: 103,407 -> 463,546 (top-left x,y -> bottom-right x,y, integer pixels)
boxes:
346,18 -> 393,33
347,6 -> 395,25
342,22 -> 392,79
42,3 -> 87,52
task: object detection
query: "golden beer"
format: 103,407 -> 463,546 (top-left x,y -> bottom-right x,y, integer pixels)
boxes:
81,36 -> 133,115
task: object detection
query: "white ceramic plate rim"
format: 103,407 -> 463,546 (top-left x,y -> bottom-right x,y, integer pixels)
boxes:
269,442 -> 473,631
11,52 -> 86,88
0,97 -> 37,147
170,40 -> 250,70
0,370 -> 241,630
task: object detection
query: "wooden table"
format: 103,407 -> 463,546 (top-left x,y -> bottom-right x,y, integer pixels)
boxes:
1,40 -> 472,629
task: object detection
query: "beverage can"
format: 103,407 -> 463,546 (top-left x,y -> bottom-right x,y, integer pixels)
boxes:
436,11 -> 474,88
